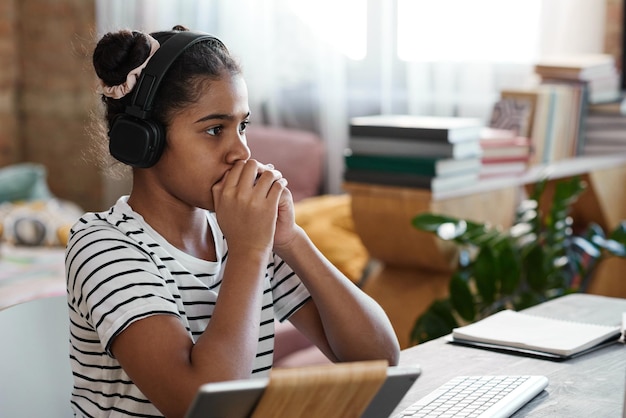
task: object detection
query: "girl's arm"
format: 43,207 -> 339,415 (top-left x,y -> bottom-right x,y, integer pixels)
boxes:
273,191 -> 400,366
111,161 -> 287,418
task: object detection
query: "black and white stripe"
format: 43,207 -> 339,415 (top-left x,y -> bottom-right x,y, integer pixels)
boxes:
66,197 -> 310,417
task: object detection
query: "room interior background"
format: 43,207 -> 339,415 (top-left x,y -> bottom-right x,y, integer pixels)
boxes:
0,1 -> 618,212
96,0 -> 612,196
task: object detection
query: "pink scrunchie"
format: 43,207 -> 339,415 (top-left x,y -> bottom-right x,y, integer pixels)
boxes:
97,34 -> 160,99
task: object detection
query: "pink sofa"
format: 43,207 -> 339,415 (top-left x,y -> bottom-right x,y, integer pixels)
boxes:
246,124 -> 331,367
246,124 -> 325,203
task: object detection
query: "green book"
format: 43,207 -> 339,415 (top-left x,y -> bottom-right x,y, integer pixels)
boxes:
344,153 -> 481,177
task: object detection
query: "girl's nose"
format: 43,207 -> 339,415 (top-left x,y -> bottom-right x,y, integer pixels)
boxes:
226,132 -> 251,163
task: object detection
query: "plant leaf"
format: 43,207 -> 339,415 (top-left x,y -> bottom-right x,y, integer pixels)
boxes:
410,299 -> 458,344
497,239 -> 521,294
525,244 -> 547,291
473,246 -> 497,305
411,213 -> 460,233
449,272 -> 476,322
609,221 -> 626,245
571,236 -> 601,258
591,236 -> 626,256
412,213 -> 486,244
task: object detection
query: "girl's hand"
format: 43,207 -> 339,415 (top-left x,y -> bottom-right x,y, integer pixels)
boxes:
212,160 -> 286,256
273,183 -> 298,250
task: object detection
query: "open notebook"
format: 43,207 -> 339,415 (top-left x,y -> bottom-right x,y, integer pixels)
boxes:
449,309 -> 622,360
184,363 -> 421,418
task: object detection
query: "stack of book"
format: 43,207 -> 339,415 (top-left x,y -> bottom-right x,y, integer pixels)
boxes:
582,95 -> 626,156
479,127 -> 532,178
343,115 -> 484,194
535,54 -> 621,105
527,53 -> 622,162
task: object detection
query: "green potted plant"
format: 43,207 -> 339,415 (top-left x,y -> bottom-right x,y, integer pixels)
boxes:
410,176 -> 626,344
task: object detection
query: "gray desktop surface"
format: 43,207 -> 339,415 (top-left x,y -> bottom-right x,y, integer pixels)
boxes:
394,293 -> 626,417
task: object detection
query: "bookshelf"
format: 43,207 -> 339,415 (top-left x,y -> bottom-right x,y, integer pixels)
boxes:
343,153 -> 626,348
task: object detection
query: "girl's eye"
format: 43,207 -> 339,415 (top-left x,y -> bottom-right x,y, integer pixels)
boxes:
239,120 -> 250,134
206,126 -> 222,136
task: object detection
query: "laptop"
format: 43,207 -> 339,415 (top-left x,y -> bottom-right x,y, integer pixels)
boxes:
184,364 -> 421,418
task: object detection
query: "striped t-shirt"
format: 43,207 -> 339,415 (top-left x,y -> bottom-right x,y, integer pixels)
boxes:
65,197 -> 311,417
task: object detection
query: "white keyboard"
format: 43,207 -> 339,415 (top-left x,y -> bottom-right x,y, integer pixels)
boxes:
394,375 -> 549,418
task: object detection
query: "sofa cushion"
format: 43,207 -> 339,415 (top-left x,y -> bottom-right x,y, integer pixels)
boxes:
246,125 -> 324,202
295,194 -> 369,284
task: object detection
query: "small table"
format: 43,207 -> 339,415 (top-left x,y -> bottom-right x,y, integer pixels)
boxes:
392,293 -> 626,417
0,244 -> 65,311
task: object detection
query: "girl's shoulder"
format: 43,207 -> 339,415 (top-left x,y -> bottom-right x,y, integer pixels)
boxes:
68,197 -> 150,246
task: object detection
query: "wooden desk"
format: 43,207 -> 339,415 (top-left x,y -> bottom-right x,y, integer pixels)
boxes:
392,293 -> 626,417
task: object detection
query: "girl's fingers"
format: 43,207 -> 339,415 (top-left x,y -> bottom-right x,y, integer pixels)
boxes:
214,160 -> 284,202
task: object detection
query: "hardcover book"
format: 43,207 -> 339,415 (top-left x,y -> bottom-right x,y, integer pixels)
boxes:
350,115 -> 484,143
348,137 -> 483,159
534,53 -> 617,81
479,161 -> 528,178
343,169 -> 478,194
479,127 -> 532,161
344,153 -> 481,178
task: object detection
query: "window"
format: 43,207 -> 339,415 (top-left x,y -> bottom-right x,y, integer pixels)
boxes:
397,0 -> 542,63
287,0 -> 368,60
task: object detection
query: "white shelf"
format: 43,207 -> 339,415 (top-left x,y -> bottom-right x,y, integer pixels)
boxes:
434,153 -> 626,200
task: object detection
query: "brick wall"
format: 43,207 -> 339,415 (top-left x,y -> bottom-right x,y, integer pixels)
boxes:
0,0 -> 19,165
0,0 -> 103,211
18,0 -> 102,211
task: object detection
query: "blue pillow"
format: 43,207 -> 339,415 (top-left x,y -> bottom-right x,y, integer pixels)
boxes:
0,163 -> 52,203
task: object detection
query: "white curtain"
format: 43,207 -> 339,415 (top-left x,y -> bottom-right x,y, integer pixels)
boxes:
95,0 -> 608,195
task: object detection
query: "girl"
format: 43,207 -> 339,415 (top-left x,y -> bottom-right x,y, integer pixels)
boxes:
66,25 -> 399,418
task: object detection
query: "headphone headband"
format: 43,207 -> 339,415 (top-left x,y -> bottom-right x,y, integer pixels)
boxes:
125,31 -> 220,120
108,30 -> 223,168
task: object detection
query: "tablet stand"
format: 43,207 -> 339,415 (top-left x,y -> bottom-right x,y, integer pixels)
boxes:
251,360 -> 388,418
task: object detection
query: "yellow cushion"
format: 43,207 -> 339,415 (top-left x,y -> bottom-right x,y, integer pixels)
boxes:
295,194 -> 369,284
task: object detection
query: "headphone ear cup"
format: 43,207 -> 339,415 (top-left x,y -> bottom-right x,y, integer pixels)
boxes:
108,114 -> 166,168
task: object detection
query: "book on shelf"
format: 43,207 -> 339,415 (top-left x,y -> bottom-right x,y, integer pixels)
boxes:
450,309 -> 622,360
582,143 -> 626,156
343,169 -> 479,194
587,95 -> 626,115
531,54 -> 619,160
534,53 -> 617,81
479,161 -> 528,179
541,80 -> 589,159
348,137 -> 483,159
343,153 -> 481,178
349,114 -> 484,143
480,127 -> 532,160
479,127 -> 530,177
586,71 -> 622,104
516,81 -> 588,163
582,111 -> 626,156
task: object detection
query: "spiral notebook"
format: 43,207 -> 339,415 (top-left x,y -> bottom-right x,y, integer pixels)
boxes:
450,309 -> 622,360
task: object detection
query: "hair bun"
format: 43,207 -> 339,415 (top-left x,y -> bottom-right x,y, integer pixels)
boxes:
93,30 -> 152,87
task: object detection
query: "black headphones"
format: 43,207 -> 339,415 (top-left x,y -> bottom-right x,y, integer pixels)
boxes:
108,31 -> 221,168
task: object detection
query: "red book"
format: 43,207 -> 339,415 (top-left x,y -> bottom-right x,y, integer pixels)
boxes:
480,127 -> 532,161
